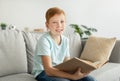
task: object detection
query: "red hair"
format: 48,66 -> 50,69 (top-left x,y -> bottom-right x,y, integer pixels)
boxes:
45,7 -> 65,22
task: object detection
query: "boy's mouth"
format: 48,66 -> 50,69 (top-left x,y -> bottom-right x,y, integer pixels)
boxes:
56,29 -> 63,32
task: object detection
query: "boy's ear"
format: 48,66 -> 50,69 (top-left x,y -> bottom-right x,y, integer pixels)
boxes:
45,22 -> 48,28
45,22 -> 49,31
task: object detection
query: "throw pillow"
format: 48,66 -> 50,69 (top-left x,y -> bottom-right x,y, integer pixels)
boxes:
80,36 -> 116,62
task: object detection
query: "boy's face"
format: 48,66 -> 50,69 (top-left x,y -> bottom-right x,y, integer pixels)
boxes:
46,14 -> 66,36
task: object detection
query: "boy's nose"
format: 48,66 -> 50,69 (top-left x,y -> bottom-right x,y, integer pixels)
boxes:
57,22 -> 62,27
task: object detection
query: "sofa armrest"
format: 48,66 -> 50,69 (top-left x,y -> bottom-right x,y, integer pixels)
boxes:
109,40 -> 120,63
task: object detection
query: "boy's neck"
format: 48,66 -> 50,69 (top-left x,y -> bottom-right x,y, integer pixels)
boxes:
50,32 -> 61,45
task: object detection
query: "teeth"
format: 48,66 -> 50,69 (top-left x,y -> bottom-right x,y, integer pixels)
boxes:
56,30 -> 61,32
56,29 -> 63,32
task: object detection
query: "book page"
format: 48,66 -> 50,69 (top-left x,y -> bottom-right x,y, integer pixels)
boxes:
94,60 -> 108,68
78,59 -> 97,68
80,59 -> 108,68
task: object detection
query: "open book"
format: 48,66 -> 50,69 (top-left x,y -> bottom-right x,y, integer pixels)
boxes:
54,57 -> 107,73
54,36 -> 116,74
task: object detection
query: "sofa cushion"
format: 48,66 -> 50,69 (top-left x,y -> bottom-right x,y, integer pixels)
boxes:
63,27 -> 82,58
22,31 -> 43,73
0,73 -> 36,81
80,36 -> 116,62
90,63 -> 120,81
0,30 -> 27,77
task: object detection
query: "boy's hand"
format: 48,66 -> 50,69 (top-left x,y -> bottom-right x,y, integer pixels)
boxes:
71,68 -> 90,80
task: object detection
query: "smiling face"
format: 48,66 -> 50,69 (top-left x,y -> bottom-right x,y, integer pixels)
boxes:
46,13 -> 66,36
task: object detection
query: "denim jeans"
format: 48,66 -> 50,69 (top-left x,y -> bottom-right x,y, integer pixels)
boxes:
35,71 -> 97,81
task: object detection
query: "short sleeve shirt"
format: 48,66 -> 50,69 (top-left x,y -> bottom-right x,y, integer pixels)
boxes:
32,32 -> 70,77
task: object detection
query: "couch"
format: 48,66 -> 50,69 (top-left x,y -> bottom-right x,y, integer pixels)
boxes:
0,29 -> 120,81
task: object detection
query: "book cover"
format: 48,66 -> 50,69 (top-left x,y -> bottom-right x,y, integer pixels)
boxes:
54,57 -> 105,73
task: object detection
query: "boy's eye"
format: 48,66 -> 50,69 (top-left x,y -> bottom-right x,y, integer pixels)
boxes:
52,21 -> 65,24
61,21 -> 64,23
53,22 -> 57,23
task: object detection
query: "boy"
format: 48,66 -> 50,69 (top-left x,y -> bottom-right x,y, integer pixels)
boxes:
32,7 -> 97,81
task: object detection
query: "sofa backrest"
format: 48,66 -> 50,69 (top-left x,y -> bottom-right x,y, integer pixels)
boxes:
22,31 -> 43,73
1,30 -> 119,76
0,30 -> 27,77
110,40 -> 120,63
63,27 -> 82,58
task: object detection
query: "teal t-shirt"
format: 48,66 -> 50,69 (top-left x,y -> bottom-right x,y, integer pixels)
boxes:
32,32 -> 70,77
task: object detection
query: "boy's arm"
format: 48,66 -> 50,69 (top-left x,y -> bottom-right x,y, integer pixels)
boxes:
41,55 -> 87,80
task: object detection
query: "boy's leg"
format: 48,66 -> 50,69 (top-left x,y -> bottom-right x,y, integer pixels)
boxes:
80,76 -> 97,81
36,71 -> 70,81
71,76 -> 97,81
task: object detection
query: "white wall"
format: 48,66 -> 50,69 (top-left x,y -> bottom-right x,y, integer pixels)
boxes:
0,0 -> 120,39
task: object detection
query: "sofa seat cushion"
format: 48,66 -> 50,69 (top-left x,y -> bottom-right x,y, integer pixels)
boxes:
0,73 -> 36,81
90,62 -> 120,81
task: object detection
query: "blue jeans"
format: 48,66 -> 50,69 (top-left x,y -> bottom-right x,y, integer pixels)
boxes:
35,71 -> 97,81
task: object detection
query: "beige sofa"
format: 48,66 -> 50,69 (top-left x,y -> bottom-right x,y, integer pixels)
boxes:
0,29 -> 120,81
